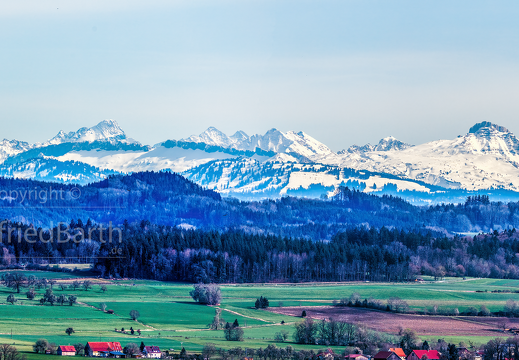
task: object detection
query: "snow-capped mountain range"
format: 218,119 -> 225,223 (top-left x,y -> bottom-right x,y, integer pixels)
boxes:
0,120 -> 136,163
317,122 -> 519,191
46,119 -> 131,145
338,136 -> 413,154
182,127 -> 335,161
1,119 -> 519,203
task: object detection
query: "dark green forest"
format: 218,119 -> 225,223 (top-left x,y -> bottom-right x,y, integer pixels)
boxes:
2,172 -> 519,282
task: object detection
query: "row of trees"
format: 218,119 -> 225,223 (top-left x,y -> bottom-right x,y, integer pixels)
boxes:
0,344 -> 27,360
196,337 -> 465,360
341,292 -> 519,318
199,344 -> 331,360
223,321 -> 244,341
1,273 -> 98,294
115,327 -> 142,335
4,222 -> 519,283
292,320 -> 468,359
293,318 -> 393,348
6,288 -> 77,306
483,336 -> 519,360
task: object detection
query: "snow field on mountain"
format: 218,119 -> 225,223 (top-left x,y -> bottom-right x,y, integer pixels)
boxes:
281,172 -> 431,194
330,142 -> 519,191
57,146 -> 238,173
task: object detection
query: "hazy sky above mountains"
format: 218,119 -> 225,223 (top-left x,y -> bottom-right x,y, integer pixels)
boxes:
1,1 -> 519,151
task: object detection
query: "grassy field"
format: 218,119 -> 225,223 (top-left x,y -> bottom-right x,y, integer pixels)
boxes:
1,272 -> 519,357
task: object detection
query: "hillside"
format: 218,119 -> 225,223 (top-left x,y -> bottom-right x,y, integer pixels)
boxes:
1,172 -> 519,236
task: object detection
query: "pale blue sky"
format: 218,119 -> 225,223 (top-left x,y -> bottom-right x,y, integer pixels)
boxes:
1,1 -> 519,151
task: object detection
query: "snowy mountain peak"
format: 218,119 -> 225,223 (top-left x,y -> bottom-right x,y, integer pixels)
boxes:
339,136 -> 412,154
230,130 -> 249,142
469,121 -> 509,134
374,136 -> 413,151
457,122 -> 519,156
0,139 -> 33,164
46,119 -> 127,145
182,127 -> 238,148
265,128 -> 281,134
283,130 -> 335,158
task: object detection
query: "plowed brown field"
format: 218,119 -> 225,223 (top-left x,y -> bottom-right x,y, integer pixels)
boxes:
269,306 -> 519,337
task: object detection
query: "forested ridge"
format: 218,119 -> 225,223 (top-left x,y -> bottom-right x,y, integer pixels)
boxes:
2,219 -> 519,281
1,172 -> 519,237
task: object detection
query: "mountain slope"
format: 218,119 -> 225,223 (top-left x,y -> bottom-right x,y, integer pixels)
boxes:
182,157 -> 441,200
0,157 -> 120,184
56,143 -> 243,173
323,122 -> 519,191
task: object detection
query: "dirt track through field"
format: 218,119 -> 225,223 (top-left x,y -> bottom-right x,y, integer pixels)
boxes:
269,306 -> 519,337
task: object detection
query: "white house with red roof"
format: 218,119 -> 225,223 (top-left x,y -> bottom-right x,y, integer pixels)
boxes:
143,346 -> 161,359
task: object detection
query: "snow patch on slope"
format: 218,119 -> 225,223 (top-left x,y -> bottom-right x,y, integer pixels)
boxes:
57,145 -> 242,173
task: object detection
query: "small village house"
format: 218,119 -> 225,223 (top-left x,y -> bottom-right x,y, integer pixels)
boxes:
143,346 -> 161,359
457,348 -> 470,358
389,348 -> 407,360
407,350 -> 440,360
475,349 -> 484,360
374,351 -> 401,360
317,349 -> 335,360
345,354 -> 369,360
57,346 -> 76,356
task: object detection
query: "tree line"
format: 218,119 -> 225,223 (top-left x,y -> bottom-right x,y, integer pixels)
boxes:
3,220 -> 519,282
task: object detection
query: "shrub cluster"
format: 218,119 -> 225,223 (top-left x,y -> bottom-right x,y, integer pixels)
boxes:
190,284 -> 221,305
255,296 -> 270,309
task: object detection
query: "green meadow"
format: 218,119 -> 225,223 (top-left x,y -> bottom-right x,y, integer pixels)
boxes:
1,271 -> 519,357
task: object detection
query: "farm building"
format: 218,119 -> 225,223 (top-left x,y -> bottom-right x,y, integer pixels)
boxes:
374,351 -> 401,360
389,348 -> 406,360
407,350 -> 440,360
143,346 -> 161,359
474,350 -> 484,360
457,348 -> 470,357
104,351 -> 126,358
57,346 -> 76,356
85,342 -> 123,357
317,349 -> 335,359
345,354 -> 368,360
